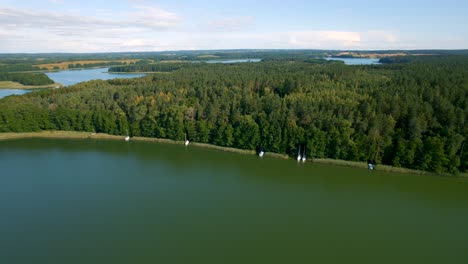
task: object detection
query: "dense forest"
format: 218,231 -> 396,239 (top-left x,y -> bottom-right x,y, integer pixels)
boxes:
0,72 -> 54,85
2,49 -> 468,67
68,61 -> 125,69
109,62 -> 183,73
0,55 -> 467,174
0,64 -> 42,72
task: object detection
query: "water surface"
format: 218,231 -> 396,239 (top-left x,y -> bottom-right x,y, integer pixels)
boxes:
0,138 -> 467,263
45,67 -> 145,86
206,59 -> 262,64
0,68 -> 145,99
326,57 -> 381,65
0,89 -> 31,99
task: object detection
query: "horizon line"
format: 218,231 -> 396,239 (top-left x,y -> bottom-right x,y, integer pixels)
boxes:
1,48 -> 468,55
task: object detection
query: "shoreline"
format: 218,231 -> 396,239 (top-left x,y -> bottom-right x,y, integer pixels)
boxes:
0,131 -> 465,177
0,81 -> 63,90
109,71 -> 163,74
10,65 -> 126,74
0,131 -> 287,158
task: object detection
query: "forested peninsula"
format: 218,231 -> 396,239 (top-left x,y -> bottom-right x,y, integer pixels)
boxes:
0,72 -> 54,86
0,54 -> 467,174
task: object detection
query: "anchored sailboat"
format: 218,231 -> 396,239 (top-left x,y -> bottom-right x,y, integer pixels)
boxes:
184,133 -> 189,146
258,150 -> 265,157
297,145 -> 302,162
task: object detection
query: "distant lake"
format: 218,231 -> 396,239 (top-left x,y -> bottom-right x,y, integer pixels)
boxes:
46,67 -> 146,86
325,57 -> 381,65
0,89 -> 31,99
206,58 -> 262,64
0,68 -> 145,99
1,138 -> 468,263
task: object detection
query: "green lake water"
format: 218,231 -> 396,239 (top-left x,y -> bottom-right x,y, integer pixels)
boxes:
1,138 -> 467,263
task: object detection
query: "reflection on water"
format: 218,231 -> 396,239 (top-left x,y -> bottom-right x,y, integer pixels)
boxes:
325,57 -> 381,65
0,89 -> 31,99
45,67 -> 145,86
206,59 -> 262,64
0,138 -> 467,264
0,68 -> 145,99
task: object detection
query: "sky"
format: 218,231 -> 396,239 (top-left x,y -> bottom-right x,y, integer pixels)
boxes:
0,0 -> 467,53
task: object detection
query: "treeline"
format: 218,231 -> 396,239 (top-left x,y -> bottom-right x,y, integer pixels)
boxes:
67,61 -> 125,69
379,55 -> 468,64
0,58 -> 467,174
0,64 -> 41,72
0,72 -> 54,85
109,63 -> 183,73
2,50 -> 468,66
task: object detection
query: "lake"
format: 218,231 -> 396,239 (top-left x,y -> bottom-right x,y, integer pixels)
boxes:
45,67 -> 146,86
325,57 -> 381,65
0,68 -> 145,99
0,89 -> 31,98
1,138 -> 467,263
206,59 -> 262,64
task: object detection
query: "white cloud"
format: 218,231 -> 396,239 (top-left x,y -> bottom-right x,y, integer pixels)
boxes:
289,31 -> 361,48
0,5 -> 402,52
0,5 -> 186,52
128,5 -> 181,29
0,5 -> 181,33
287,30 -> 399,49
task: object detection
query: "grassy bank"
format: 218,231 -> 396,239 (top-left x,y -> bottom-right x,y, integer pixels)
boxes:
36,59 -> 141,70
0,131 -> 122,140
0,131 -> 285,158
110,71 -> 169,74
0,81 -> 62,90
313,158 -> 433,176
1,131 -> 465,177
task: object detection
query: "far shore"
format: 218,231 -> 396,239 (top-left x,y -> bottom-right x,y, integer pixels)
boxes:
109,71 -> 167,74
0,81 -> 63,90
9,65 -> 126,74
111,72 -> 158,74
0,131 -> 284,157
1,131 -> 466,177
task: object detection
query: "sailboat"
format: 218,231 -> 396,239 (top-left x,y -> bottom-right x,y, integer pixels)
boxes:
124,136 -> 130,141
297,145 -> 302,162
258,150 -> 265,157
184,133 -> 189,146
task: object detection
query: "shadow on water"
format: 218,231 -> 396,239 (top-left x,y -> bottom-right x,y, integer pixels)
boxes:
1,138 -> 468,264
2,138 -> 468,203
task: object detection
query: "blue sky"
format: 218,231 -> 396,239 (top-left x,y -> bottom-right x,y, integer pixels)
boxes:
0,0 -> 467,52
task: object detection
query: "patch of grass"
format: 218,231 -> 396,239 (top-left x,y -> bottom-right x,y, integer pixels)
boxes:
1,131 -> 464,177
312,158 -> 437,176
0,131 -> 284,158
0,81 -> 62,89
0,131 -> 109,140
197,55 -> 220,58
37,59 -> 142,70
